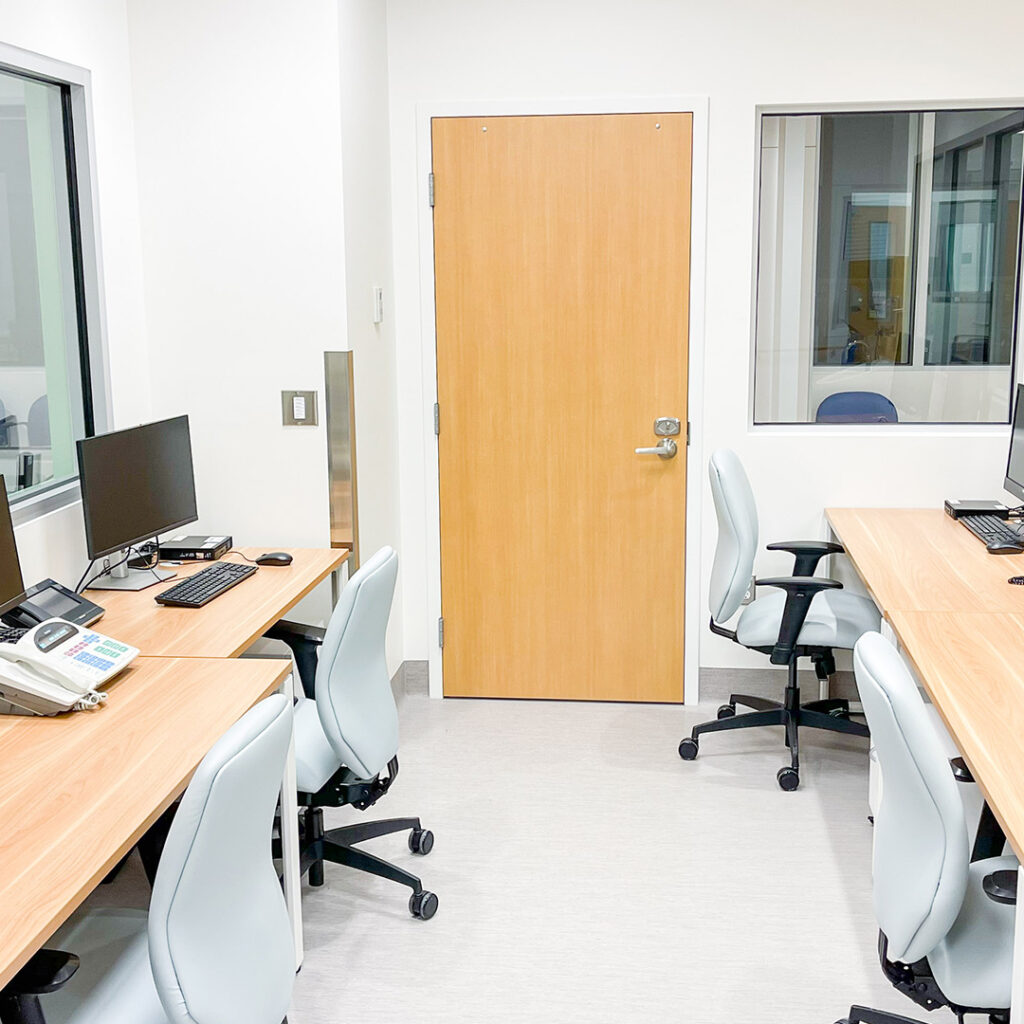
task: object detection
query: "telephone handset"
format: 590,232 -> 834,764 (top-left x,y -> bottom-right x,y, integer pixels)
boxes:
0,619 -> 139,716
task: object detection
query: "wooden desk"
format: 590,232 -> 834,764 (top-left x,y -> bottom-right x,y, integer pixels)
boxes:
826,507 -> 1024,613
887,610 -> 1024,857
87,547 -> 347,657
0,656 -> 290,990
827,507 -> 1024,1010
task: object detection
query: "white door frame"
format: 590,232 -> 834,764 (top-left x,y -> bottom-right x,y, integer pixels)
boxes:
416,96 -> 709,704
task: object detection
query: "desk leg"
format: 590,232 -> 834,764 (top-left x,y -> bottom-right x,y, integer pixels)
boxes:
279,669 -> 303,970
331,566 -> 341,607
1013,867 -> 1024,1012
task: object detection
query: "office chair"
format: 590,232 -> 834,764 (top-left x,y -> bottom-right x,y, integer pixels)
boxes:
678,449 -> 878,789
0,694 -> 295,1024
267,546 -> 438,920
836,632 -> 1017,1024
27,397 -> 49,448
815,391 -> 899,423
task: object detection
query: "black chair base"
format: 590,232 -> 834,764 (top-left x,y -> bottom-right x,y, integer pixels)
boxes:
299,808 -> 438,920
838,1006 -> 1008,1024
679,671 -> 869,790
836,1008 -> 924,1024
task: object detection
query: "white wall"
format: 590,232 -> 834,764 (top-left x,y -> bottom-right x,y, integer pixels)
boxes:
1,0 -> 152,587
384,0 -> 1024,670
337,0 -> 404,671
125,0 -> 349,627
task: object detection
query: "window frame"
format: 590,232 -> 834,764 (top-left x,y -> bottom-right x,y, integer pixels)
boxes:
0,42 -> 112,524
750,100 -> 1024,432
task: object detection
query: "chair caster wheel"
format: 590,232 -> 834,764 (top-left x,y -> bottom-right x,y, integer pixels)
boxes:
678,737 -> 699,761
716,704 -> 736,720
777,766 -> 800,791
409,828 -> 434,855
409,891 -> 438,920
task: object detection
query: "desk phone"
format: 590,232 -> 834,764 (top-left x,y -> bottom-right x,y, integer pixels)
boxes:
0,619 -> 139,716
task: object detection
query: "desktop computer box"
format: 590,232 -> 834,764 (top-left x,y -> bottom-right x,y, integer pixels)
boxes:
158,535 -> 232,561
944,499 -> 1010,520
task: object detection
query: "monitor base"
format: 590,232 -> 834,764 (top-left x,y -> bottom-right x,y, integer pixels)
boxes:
88,567 -> 177,591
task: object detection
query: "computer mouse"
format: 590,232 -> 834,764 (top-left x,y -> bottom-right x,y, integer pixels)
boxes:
986,540 -> 1024,555
256,551 -> 293,567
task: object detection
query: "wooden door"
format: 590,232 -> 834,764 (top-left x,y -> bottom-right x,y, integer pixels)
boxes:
433,113 -> 691,701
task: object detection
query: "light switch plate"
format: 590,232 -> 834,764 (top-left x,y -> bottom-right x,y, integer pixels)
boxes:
281,390 -> 318,426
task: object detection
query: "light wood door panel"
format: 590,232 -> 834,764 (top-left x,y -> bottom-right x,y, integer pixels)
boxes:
433,113 -> 691,701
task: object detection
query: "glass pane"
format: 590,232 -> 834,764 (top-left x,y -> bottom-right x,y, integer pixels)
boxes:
813,113 -> 915,367
924,110 -> 1024,366
754,107 -> 1023,424
0,69 -> 86,498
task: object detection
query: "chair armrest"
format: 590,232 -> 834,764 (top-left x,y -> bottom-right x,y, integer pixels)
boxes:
263,620 -> 326,699
950,759 -> 1010,860
3,949 -> 79,996
756,576 -> 843,666
264,619 -> 326,645
766,540 -> 845,577
983,869 -> 1018,905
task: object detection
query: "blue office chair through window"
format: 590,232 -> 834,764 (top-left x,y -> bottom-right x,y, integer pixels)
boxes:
815,391 -> 898,424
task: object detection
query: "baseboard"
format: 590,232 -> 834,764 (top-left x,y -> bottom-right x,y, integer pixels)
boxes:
699,667 -> 859,704
391,660 -> 428,698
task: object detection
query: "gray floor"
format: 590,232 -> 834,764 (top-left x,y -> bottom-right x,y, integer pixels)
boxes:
94,690 -> 959,1024
286,693 -> 956,1024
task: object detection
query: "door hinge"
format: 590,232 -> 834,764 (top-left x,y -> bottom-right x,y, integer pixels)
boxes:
428,172 -> 435,207
686,421 -> 691,446
438,616 -> 444,649
434,402 -> 440,436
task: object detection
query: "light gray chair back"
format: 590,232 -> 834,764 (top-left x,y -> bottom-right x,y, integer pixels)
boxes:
148,694 -> 295,1024
854,632 -> 970,965
708,449 -> 759,623
314,546 -> 399,781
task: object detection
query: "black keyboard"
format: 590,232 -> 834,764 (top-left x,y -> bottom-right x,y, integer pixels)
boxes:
959,514 -> 1024,548
155,561 -> 258,608
0,625 -> 26,644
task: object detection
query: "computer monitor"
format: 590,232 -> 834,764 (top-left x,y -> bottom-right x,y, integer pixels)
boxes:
0,479 -> 27,617
77,415 -> 198,590
1006,383 -> 1024,503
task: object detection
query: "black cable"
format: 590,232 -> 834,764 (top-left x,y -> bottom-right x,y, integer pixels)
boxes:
78,550 -> 133,592
77,544 -> 160,593
223,550 -> 259,563
74,561 -> 95,593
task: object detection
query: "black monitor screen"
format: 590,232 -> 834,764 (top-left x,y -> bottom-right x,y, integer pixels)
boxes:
77,416 -> 198,559
1006,384 -> 1024,503
0,480 -> 26,615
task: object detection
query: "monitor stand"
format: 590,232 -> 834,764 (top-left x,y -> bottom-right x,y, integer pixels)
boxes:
88,551 -> 177,592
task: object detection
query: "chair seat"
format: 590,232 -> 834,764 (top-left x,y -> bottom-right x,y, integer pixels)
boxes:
926,854 -> 1018,1010
735,589 -> 880,650
40,908 -> 168,1024
294,696 -> 343,793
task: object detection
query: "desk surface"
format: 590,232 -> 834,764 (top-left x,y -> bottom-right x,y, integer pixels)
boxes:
828,506 -> 1024,859
826,507 -> 1024,614
86,547 -> 347,658
888,610 -> 1024,858
0,655 -> 291,989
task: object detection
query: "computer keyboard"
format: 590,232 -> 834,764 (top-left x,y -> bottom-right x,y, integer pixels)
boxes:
0,625 -> 27,644
958,514 -> 1024,547
154,561 -> 258,608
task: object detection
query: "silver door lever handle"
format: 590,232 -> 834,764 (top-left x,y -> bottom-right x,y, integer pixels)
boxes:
635,438 -> 678,459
